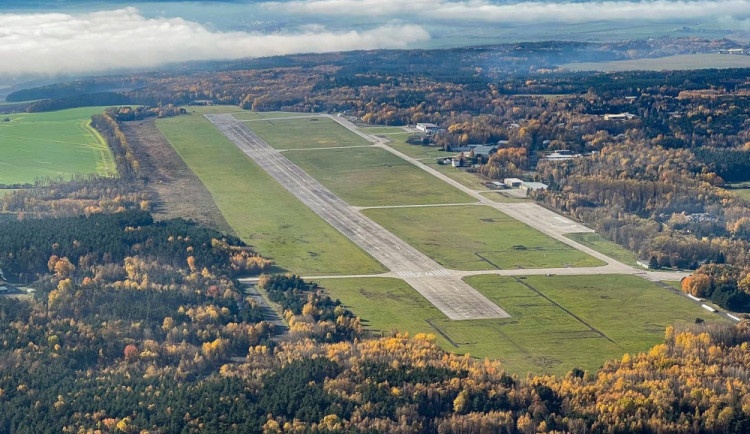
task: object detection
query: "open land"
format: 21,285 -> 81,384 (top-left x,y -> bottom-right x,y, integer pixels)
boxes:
561,53 -> 750,72
480,191 -> 530,203
318,274 -> 729,375
245,117 -> 371,150
156,108 -> 737,372
284,146 -> 474,206
726,183 -> 750,202
206,113 -> 509,320
380,133 -> 496,190
120,119 -> 233,233
156,111 -> 386,276
565,232 -> 641,267
362,205 -> 605,270
0,107 -> 116,184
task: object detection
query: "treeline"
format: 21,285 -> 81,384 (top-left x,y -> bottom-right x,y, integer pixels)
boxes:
0,176 -> 147,218
693,146 -> 750,182
0,210 -> 266,282
259,274 -> 362,342
0,294 -> 748,433
682,264 -> 750,311
25,92 -> 131,113
534,139 -> 750,312
91,109 -> 140,178
5,77 -> 145,102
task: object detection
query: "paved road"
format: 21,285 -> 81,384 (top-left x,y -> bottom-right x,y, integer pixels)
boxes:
329,114 -> 688,280
327,116 -> 750,322
206,114 -> 509,320
211,113 -> 735,323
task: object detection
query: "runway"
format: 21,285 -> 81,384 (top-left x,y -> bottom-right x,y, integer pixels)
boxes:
206,114 -> 509,320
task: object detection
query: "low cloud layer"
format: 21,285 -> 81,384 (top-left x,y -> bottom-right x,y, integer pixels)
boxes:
267,0 -> 750,24
0,7 -> 430,76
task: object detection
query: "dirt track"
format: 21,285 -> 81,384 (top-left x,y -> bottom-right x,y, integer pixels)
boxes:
206,113 -> 509,321
121,119 -> 232,233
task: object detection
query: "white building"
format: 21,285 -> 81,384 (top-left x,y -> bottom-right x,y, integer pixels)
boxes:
504,178 -> 523,188
520,182 -> 548,192
603,113 -> 637,121
416,123 -> 442,134
543,150 -> 580,161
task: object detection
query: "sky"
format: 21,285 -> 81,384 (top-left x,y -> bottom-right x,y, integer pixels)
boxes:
2,0 -> 750,77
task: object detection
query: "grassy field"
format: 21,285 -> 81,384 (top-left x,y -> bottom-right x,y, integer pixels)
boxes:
363,205 -> 604,270
319,274 -> 729,374
480,191 -> 530,203
385,135 -> 453,160
726,183 -> 750,201
359,126 -> 408,135
232,111 -> 316,121
0,107 -> 116,184
565,232 -> 641,267
561,53 -> 750,72
285,147 -> 474,206
380,135 -> 493,189
247,117 -> 371,150
156,111 -> 385,275
428,162 -> 490,190
734,189 -> 750,201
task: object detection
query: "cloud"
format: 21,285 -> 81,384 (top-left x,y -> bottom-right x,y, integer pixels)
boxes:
265,0 -> 750,24
0,7 -> 430,76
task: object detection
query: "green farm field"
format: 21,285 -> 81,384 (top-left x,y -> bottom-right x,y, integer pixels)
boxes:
156,111 -> 385,275
363,205 -> 604,270
319,274 -> 729,374
0,107 -> 116,184
248,116 -> 371,150
285,146 -> 474,206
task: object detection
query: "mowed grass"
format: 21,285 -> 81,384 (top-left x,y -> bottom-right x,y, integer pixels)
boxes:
726,183 -> 750,202
0,107 -> 116,184
318,274 -> 729,375
156,112 -> 385,275
359,126 -> 409,135
247,117 -> 371,150
480,191 -> 530,203
232,111 -> 316,121
382,135 -> 492,189
363,205 -> 604,270
285,147 -> 474,206
565,232 -> 641,267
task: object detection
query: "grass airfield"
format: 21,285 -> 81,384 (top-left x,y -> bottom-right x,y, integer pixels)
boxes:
158,106 -> 730,375
320,274 -> 728,375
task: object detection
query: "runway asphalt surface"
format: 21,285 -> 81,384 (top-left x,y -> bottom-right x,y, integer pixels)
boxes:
206,114 -> 510,320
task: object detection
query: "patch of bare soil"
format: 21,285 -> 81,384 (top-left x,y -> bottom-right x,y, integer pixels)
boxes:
121,119 -> 233,234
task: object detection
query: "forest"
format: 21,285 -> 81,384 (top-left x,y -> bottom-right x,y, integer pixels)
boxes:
1,38 -> 750,430
0,199 -> 748,432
